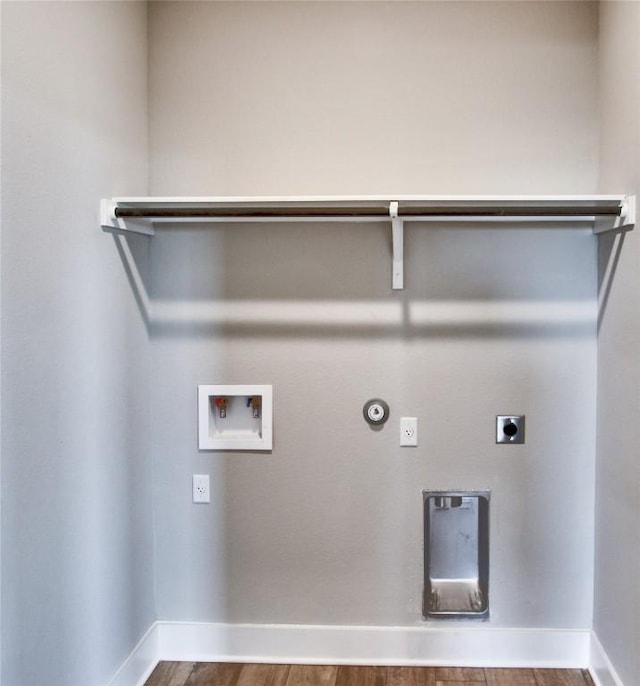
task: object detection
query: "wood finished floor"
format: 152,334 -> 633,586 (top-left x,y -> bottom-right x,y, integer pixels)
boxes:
145,663 -> 596,686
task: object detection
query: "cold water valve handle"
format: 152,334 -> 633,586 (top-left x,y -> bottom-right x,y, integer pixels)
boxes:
247,395 -> 261,419
363,398 -> 390,426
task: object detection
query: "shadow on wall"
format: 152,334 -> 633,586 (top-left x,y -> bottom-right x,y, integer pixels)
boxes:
597,227 -> 630,333
108,220 -> 620,340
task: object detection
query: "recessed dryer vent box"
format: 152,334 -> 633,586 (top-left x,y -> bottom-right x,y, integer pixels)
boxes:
423,490 -> 490,620
198,385 -> 273,451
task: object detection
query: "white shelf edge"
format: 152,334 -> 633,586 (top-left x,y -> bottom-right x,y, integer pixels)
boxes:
109,194 -> 629,203
101,195 -> 633,221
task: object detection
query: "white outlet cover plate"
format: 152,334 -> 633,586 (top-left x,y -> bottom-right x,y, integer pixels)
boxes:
400,417 -> 418,447
192,474 -> 210,503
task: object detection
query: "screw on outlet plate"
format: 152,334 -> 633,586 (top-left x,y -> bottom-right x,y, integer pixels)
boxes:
496,415 -> 525,444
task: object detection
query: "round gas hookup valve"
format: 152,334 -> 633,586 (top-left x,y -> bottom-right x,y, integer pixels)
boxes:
363,398 -> 390,426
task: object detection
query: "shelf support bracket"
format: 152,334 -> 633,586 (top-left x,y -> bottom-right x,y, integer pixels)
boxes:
100,199 -> 155,236
593,194 -> 636,235
390,201 -> 404,290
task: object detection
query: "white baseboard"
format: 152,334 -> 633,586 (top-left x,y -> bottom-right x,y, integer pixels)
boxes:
108,623 -> 159,686
108,621 -> 592,686
589,632 -> 625,686
156,621 -> 589,668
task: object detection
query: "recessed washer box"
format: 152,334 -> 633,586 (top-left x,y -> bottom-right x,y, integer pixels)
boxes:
198,385 -> 273,451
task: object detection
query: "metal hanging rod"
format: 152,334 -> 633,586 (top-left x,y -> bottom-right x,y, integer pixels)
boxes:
113,204 -> 623,220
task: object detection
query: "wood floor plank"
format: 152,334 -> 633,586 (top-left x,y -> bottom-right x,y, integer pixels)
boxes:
582,669 -> 596,686
335,666 -> 387,686
533,670 -> 591,686
434,667 -> 485,682
485,668 -> 536,685
236,663 -> 290,686
387,666 -> 437,685
185,662 -> 243,686
285,665 -> 339,685
145,661 -> 196,686
144,662 -> 594,686
580,671 -> 595,686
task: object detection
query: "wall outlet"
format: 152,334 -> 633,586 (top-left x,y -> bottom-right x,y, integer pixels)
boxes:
400,417 -> 418,447
496,415 -> 525,444
192,474 -> 210,503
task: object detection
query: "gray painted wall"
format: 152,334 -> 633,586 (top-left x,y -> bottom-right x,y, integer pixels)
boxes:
148,1 -> 599,628
1,3 -> 154,685
595,3 -> 640,685
149,1 -> 597,197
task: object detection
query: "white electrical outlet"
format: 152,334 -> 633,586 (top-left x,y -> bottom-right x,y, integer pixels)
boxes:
400,417 -> 418,447
192,474 -> 210,503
